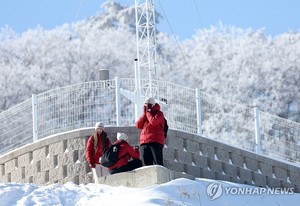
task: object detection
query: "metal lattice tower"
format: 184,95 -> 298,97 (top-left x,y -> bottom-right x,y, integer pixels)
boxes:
134,0 -> 157,97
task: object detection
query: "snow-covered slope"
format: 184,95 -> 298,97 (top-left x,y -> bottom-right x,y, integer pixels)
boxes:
0,178 -> 298,206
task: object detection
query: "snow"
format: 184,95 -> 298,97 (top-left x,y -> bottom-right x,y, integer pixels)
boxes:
0,3 -> 300,205
1,3 -> 300,121
1,0 -> 300,166
1,178 -> 298,206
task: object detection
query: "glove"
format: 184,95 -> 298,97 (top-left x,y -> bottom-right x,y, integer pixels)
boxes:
89,162 -> 96,168
143,105 -> 147,113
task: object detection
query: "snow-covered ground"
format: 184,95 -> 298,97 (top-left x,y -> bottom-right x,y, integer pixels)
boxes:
0,178 -> 298,206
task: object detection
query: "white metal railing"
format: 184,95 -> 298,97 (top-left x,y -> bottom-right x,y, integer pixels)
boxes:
0,78 -> 299,164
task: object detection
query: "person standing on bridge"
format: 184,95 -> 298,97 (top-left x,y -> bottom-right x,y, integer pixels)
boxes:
136,97 -> 165,166
86,122 -> 111,182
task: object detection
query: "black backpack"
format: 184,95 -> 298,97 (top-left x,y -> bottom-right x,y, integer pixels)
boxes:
101,142 -> 122,167
163,117 -> 169,139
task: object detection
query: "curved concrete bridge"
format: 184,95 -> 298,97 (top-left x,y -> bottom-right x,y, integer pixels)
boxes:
0,127 -> 299,192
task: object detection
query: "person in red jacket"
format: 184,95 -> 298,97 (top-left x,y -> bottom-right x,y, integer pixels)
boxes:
86,122 -> 111,182
136,97 -> 165,166
108,132 -> 142,175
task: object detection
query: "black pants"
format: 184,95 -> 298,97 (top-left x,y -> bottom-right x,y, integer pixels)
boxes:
109,159 -> 142,175
140,142 -> 164,166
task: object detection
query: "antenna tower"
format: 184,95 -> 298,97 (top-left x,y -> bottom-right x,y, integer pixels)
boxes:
134,0 -> 157,97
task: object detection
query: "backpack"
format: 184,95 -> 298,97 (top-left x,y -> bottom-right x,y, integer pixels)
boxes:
163,117 -> 169,139
101,142 -> 122,167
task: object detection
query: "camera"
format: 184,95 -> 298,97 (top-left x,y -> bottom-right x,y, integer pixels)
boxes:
146,103 -> 152,111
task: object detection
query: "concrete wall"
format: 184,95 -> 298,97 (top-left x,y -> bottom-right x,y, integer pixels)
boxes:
0,127 -> 299,192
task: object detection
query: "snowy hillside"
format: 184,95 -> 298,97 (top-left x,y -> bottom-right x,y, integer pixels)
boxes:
0,178 -> 299,206
1,0 -> 300,122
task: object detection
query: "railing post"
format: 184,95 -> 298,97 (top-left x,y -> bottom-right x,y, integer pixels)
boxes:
115,76 -> 121,126
196,88 -> 202,136
134,59 -> 141,121
254,106 -> 261,154
32,94 -> 38,142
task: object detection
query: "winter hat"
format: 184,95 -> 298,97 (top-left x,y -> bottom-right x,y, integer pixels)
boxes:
117,132 -> 128,141
145,97 -> 155,105
94,122 -> 104,130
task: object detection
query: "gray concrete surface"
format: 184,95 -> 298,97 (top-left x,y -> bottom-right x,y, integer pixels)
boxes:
97,165 -> 194,187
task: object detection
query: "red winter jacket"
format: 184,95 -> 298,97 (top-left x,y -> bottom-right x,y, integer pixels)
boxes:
135,103 -> 165,146
108,140 -> 140,170
86,132 -> 111,164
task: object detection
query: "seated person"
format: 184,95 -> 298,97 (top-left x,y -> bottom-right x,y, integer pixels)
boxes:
108,132 -> 142,174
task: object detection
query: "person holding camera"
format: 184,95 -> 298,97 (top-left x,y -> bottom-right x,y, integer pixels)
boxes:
136,97 -> 165,166
108,132 -> 142,174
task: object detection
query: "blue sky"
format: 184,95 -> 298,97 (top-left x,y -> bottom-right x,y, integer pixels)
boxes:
0,0 -> 299,40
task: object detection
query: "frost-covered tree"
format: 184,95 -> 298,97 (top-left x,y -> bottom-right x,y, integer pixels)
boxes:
1,1 -> 300,124
0,1 -> 136,111
163,24 -> 300,121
